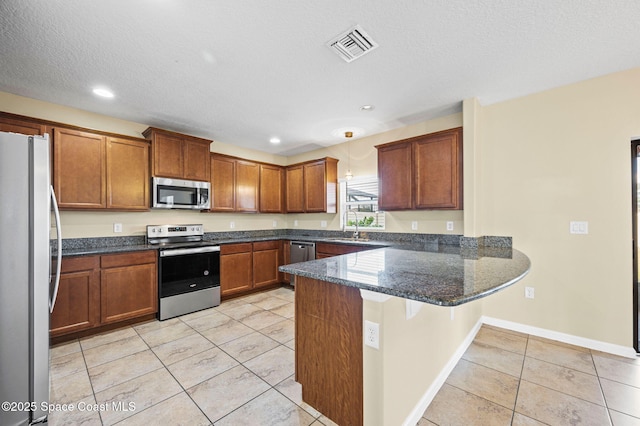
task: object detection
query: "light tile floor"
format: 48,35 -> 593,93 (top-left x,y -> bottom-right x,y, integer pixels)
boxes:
49,288 -> 640,426
420,325 -> 640,426
48,287 -> 337,426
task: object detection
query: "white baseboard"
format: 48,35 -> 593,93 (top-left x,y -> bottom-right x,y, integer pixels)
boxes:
402,316 -> 638,426
401,317 -> 484,426
481,316 -> 638,359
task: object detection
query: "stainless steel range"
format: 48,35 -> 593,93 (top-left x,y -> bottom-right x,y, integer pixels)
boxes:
146,224 -> 220,320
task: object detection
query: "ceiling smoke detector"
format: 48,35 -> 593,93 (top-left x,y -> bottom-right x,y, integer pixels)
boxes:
327,25 -> 379,63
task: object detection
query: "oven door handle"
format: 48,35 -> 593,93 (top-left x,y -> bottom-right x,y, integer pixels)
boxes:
160,246 -> 221,257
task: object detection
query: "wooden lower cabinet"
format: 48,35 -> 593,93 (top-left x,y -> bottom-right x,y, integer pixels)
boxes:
50,251 -> 158,338
100,251 -> 157,324
220,243 -> 254,296
50,256 -> 100,337
253,241 -> 281,287
315,242 -> 375,259
221,241 -> 284,297
296,276 -> 363,426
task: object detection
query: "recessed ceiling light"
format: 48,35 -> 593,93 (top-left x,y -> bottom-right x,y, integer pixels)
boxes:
92,88 -> 114,98
360,105 -> 374,111
269,137 -> 281,144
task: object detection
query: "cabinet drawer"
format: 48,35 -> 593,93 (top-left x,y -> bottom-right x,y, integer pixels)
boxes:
221,243 -> 253,255
61,255 -> 100,273
253,240 -> 279,251
101,250 -> 157,269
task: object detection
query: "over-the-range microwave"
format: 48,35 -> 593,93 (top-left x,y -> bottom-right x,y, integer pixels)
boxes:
152,177 -> 210,210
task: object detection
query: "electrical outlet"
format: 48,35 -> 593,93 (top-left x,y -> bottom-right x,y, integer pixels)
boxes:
446,221 -> 454,231
321,220 -> 327,228
294,220 -> 299,227
230,221 -> 235,229
525,287 -> 535,299
411,221 -> 418,231
364,320 -> 380,349
272,220 -> 278,228
113,223 -> 122,233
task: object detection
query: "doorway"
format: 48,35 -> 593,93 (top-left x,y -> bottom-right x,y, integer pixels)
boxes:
631,140 -> 640,352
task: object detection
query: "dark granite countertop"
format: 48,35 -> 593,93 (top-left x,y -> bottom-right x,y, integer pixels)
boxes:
55,233 -> 392,257
279,246 -> 531,306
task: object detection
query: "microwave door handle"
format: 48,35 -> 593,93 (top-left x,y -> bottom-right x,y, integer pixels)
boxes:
50,185 -> 62,313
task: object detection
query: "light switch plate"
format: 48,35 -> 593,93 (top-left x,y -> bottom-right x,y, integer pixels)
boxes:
411,221 -> 418,231
569,221 -> 588,234
272,220 -> 277,228
321,220 -> 327,228
230,221 -> 235,229
294,220 -> 299,227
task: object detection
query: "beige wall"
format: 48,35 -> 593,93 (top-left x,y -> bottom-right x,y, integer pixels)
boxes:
364,297 -> 483,426
1,91 -> 464,237
478,68 -> 640,347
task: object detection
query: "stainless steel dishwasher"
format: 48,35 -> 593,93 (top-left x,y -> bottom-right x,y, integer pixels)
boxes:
289,241 -> 316,285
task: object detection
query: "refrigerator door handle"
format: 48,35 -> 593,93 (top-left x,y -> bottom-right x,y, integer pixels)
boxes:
50,185 -> 62,313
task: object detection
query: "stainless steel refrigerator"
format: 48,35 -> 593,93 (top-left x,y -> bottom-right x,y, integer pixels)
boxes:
0,131 -> 62,425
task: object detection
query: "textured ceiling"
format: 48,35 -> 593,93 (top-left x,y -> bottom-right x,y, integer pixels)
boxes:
1,0 -> 639,155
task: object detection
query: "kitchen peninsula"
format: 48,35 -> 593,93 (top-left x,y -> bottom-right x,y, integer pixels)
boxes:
280,244 -> 531,426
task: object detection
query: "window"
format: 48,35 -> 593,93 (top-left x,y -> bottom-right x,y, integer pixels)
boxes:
339,176 -> 385,230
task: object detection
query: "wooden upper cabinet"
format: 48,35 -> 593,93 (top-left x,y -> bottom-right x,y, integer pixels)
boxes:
304,160 -> 328,213
53,128 -> 107,209
377,142 -> 413,210
285,165 -> 304,213
414,129 -> 462,209
209,154 -> 259,213
236,160 -> 259,212
376,127 -> 462,211
259,164 -> 284,213
184,139 -> 211,181
0,113 -> 46,135
144,127 -> 212,181
106,138 -> 150,210
210,154 -> 236,212
150,131 -> 184,179
286,157 -> 338,213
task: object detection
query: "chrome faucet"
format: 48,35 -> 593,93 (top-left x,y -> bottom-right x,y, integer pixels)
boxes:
343,209 -> 359,239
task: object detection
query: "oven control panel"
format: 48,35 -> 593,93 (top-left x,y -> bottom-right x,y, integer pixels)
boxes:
146,224 -> 204,238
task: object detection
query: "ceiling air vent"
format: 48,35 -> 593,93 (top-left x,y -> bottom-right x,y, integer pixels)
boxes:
327,25 -> 379,63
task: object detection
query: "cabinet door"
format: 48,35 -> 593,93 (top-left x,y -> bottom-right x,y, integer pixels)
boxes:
100,251 -> 157,324
152,132 -> 184,178
259,164 -> 284,213
106,138 -> 150,210
53,128 -> 106,209
377,142 -> 413,210
414,129 -> 462,209
220,244 -> 253,296
304,161 -> 327,213
253,241 -> 281,287
50,256 -> 100,337
184,139 -> 211,181
236,160 -> 259,212
0,115 -> 46,135
210,155 -> 236,211
286,165 -> 304,213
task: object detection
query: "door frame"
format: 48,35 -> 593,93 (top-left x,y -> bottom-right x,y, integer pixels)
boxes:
631,140 -> 639,353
